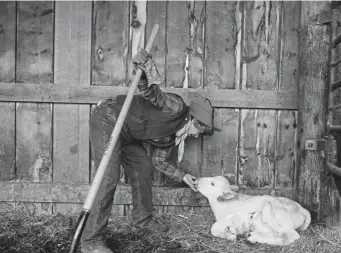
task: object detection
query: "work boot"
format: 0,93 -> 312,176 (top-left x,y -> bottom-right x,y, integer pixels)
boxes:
132,216 -> 169,235
81,237 -> 113,253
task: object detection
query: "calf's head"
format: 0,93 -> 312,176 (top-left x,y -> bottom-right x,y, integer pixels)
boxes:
196,176 -> 239,202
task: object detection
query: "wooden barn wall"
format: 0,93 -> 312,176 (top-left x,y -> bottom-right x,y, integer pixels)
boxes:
0,1 -> 300,215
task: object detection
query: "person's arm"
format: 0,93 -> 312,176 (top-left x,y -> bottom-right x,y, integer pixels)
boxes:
151,146 -> 198,191
133,49 -> 183,112
152,146 -> 186,182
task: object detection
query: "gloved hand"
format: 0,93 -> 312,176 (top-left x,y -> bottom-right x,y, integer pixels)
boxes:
183,174 -> 198,192
132,49 -> 161,86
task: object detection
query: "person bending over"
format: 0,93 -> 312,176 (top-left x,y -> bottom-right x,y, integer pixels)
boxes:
81,49 -> 220,253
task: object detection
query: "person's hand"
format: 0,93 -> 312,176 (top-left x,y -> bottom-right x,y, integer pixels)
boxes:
132,49 -> 161,86
183,174 -> 198,192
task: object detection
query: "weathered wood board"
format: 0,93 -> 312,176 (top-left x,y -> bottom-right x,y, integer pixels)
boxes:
205,1 -> 236,90
239,1 -> 280,187
202,109 -> 239,182
92,1 -> 129,87
53,2 -> 92,213
92,1 -> 130,186
275,1 -> 300,188
16,1 -> 53,183
146,0 -> 167,85
298,1 -> 330,220
0,82 -> 298,109
0,2 -> 16,181
0,181 -> 297,206
166,1 -> 188,88
163,1 -> 206,186
0,1 -> 326,218
202,1 -> 239,181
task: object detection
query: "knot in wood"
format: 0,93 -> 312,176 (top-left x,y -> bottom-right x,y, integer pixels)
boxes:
131,20 -> 141,28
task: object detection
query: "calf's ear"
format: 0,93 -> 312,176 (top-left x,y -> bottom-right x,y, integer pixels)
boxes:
217,190 -> 236,202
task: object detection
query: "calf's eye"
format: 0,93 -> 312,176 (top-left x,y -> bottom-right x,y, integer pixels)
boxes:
211,182 -> 215,186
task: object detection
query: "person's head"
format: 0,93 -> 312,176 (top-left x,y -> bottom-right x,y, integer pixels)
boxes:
188,97 -> 219,137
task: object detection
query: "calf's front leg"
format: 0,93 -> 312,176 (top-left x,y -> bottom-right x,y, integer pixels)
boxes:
211,221 -> 237,241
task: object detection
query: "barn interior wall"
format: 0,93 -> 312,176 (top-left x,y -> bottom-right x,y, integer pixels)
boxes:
0,1 -> 304,216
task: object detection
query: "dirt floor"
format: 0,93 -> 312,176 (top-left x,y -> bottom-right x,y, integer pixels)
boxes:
0,204 -> 340,253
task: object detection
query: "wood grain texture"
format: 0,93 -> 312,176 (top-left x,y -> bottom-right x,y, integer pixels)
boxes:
146,1 -> 167,86
275,110 -> 297,188
0,181 -> 297,206
239,110 -> 276,187
53,2 -> 91,185
279,1 -> 300,92
275,1 -> 300,188
16,1 -> 53,183
0,82 -> 299,109
239,1 -> 279,187
166,1 -> 188,88
127,1 -> 147,84
0,2 -> 16,181
186,1 -> 205,88
202,109 -> 239,183
91,1 -> 129,186
297,1 -> 330,219
202,1 -> 239,181
205,1 -> 236,89
92,1 -> 129,86
178,1 -> 205,186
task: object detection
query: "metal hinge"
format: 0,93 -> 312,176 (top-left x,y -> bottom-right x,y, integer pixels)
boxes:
305,139 -> 336,151
310,9 -> 341,25
305,138 -> 337,160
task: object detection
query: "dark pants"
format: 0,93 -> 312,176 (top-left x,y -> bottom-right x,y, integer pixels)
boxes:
82,98 -> 155,241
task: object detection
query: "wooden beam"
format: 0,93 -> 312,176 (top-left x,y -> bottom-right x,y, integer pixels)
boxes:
0,181 -> 297,206
0,82 -> 298,109
297,1 -> 332,222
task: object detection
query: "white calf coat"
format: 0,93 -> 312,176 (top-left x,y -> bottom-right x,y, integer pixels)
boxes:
196,176 -> 311,246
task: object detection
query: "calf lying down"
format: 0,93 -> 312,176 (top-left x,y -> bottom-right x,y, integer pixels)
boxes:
195,176 -> 311,246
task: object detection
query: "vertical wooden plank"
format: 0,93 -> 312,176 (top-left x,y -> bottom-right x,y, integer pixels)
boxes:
275,110 -> 297,188
166,1 -> 188,88
202,109 -> 239,182
0,2 -> 16,181
181,1 -> 205,181
92,1 -> 129,87
297,1 -> 330,219
164,1 -> 205,185
275,1 -> 300,188
186,1 -> 205,89
239,1 -> 279,187
53,2 -> 91,182
166,1 -> 206,88
146,1 -> 166,85
205,1 -> 236,89
202,1 -> 239,180
92,1 -> 129,188
127,1 -> 147,84
16,1 -> 53,184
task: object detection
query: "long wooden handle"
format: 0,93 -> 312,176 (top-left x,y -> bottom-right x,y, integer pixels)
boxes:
83,24 -> 159,211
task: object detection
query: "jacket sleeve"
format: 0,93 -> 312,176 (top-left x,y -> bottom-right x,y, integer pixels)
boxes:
138,82 -> 183,113
151,146 -> 186,182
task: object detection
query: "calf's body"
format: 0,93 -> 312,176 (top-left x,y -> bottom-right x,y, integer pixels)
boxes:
196,176 -> 311,246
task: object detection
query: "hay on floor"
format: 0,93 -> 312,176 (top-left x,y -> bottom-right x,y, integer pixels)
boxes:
0,204 -> 340,253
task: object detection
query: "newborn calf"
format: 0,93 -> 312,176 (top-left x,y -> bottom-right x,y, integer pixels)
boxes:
196,176 -> 311,246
